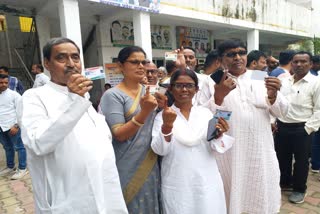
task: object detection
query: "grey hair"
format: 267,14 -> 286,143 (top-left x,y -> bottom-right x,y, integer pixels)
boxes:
158,66 -> 167,75
43,37 -> 80,60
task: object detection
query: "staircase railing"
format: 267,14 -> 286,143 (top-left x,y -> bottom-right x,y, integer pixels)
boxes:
13,48 -> 34,83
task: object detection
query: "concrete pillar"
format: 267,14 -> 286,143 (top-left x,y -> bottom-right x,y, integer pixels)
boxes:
35,15 -> 51,76
247,29 -> 259,52
58,0 -> 84,68
133,11 -> 152,59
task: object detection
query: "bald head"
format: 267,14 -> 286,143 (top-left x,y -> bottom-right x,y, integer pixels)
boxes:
145,61 -> 158,85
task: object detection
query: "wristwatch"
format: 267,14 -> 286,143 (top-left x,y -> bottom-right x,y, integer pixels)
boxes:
14,124 -> 19,128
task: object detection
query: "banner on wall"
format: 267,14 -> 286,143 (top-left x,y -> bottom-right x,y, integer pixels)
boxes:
89,0 -> 160,13
151,25 -> 172,49
176,26 -> 212,57
104,63 -> 124,87
110,20 -> 134,47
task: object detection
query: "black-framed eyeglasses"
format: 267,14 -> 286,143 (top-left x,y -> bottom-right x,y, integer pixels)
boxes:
172,83 -> 196,90
223,50 -> 247,58
146,69 -> 158,74
125,60 -> 148,66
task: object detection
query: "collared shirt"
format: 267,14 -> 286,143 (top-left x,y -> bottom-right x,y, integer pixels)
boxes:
33,73 -> 50,88
8,76 -> 24,95
270,67 -> 291,79
0,88 -> 21,132
279,72 -> 320,134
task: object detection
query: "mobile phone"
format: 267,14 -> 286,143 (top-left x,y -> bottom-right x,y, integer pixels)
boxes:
159,83 -> 170,88
210,68 -> 225,84
207,117 -> 218,141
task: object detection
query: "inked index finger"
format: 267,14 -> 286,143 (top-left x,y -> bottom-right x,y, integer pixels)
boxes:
145,86 -> 150,96
163,97 -> 168,110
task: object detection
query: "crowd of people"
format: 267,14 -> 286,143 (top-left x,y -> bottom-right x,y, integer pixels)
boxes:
0,37 -> 319,214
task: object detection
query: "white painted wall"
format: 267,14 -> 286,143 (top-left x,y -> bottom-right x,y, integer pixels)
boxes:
160,0 -> 313,38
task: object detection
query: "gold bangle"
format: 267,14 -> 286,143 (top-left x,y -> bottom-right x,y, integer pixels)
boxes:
132,117 -> 144,127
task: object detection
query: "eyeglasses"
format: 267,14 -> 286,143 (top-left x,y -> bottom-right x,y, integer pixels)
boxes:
146,69 -> 158,74
55,53 -> 80,63
223,50 -> 247,58
172,83 -> 196,90
125,60 -> 148,66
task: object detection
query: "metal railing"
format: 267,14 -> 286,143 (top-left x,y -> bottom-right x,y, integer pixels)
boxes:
13,48 -> 34,83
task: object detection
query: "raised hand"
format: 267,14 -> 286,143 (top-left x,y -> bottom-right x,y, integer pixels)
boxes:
67,73 -> 93,97
140,86 -> 158,114
162,98 -> 177,127
214,69 -> 236,105
173,47 -> 186,70
265,76 -> 281,101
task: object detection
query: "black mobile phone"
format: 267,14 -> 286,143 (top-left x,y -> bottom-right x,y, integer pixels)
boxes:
210,69 -> 225,84
158,83 -> 170,88
207,117 -> 218,141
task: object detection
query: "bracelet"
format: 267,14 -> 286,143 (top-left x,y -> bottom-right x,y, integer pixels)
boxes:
131,117 -> 144,127
162,131 -> 173,137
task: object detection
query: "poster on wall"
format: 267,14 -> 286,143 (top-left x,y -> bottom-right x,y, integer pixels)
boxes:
104,63 -> 124,87
151,25 -> 172,49
89,0 -> 160,13
176,26 -> 212,57
110,20 -> 134,47
84,66 -> 105,80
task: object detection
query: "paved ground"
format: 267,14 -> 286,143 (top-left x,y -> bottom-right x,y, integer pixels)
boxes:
0,161 -> 320,213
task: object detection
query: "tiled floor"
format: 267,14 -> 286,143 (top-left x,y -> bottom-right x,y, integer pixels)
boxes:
0,164 -> 320,213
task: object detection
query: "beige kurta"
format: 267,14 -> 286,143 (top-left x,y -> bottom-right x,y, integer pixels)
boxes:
214,70 -> 288,214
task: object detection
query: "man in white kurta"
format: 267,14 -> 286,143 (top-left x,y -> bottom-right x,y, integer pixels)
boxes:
17,37 -> 127,214
213,40 -> 288,214
31,64 -> 50,88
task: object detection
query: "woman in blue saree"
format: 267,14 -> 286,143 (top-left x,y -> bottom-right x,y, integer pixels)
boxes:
100,46 -> 161,213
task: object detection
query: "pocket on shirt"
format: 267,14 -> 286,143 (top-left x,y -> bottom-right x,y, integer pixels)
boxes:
250,82 -> 268,109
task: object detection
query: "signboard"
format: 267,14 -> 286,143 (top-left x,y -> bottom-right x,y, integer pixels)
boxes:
90,0 -> 160,13
151,25 -> 172,49
110,21 -> 171,49
104,63 -> 124,87
84,66 -> 105,80
110,20 -> 134,47
176,26 -> 212,57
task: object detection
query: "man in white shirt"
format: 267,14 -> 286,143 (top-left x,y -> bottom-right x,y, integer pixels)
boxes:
213,40 -> 288,214
275,51 -> 320,204
17,37 -> 127,213
31,64 -> 50,88
0,74 -> 28,180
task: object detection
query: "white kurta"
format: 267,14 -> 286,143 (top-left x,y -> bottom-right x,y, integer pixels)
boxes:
151,105 -> 234,214
17,82 -> 128,214
214,70 -> 288,214
33,73 -> 50,88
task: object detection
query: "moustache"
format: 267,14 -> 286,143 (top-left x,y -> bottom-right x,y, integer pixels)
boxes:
64,68 -> 80,74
